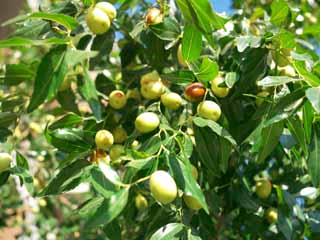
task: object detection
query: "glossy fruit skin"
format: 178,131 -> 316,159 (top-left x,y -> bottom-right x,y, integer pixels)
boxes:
256,91 -> 270,106
197,101 -> 221,122
112,127 -> 128,144
95,130 -> 114,150
255,179 -> 272,199
86,7 -> 111,34
95,2 -> 117,21
145,7 -> 163,25
149,170 -> 177,204
135,112 -> 160,133
183,194 -> 202,210
184,83 -> 206,102
135,194 -> 148,209
109,90 -> 127,109
161,92 -> 183,110
265,207 -> 278,224
0,153 -> 12,172
141,81 -> 164,100
109,144 -> 124,161
211,75 -> 230,98
140,71 -> 161,86
177,44 -> 188,67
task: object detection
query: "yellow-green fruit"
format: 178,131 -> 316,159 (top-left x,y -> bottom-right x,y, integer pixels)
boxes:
191,165 -> 198,180
255,179 -> 272,199
95,130 -> 114,150
135,194 -> 148,209
265,207 -> 278,224
271,50 -> 291,67
279,65 -> 296,77
140,71 -> 160,86
211,75 -> 230,98
135,112 -> 160,133
0,153 -> 12,172
95,2 -> 117,21
149,170 -> 177,204
197,101 -> 221,122
183,194 -> 202,210
131,140 -> 139,149
86,7 -> 111,34
112,127 -> 127,144
109,144 -> 124,161
161,92 -> 183,110
256,91 -> 270,106
145,7 -> 163,25
177,44 -> 188,67
141,81 -> 164,99
109,90 -> 127,109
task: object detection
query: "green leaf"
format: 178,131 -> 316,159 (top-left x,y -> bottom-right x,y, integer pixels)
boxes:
193,117 -> 237,146
98,161 -> 123,186
182,24 -> 202,61
236,35 -> 261,52
168,154 -> 209,213
277,212 -> 293,240
195,57 -> 219,83
161,71 -> 195,86
270,0 -> 289,26
48,113 -> 83,130
303,101 -> 313,144
0,112 -> 18,128
90,167 -> 118,198
79,69 -> 102,121
308,124 -> 320,188
10,166 -> 34,194
257,121 -> 284,163
38,158 -> 91,196
225,72 -> 238,88
85,188 -> 129,229
294,61 -> 320,87
27,46 -> 67,112
45,128 -> 93,153
257,76 -> 300,87
0,37 -> 70,48
16,152 -> 29,170
149,223 -> 185,240
139,135 -> 161,155
2,64 -> 35,86
150,18 -> 181,41
28,12 -> 78,31
286,116 -> 308,155
306,87 -> 320,114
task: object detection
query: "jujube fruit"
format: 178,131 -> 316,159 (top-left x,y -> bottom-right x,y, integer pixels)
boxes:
95,2 -> 117,21
109,90 -> 127,109
0,153 -> 12,172
197,100 -> 221,122
95,130 -> 114,150
161,92 -> 183,110
211,75 -> 230,98
184,83 -> 206,102
149,170 -> 177,204
135,112 -> 160,133
255,179 -> 272,199
145,7 -> 163,25
86,7 -> 111,34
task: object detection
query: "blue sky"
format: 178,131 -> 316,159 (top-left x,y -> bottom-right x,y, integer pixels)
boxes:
212,0 -> 233,14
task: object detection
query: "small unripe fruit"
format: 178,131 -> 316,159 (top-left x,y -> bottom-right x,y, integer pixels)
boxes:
131,140 -> 139,149
265,207 -> 278,224
112,127 -> 128,144
95,130 -> 114,150
145,7 -> 163,25
256,91 -> 270,106
161,92 -> 183,110
135,112 -> 160,133
86,7 -> 111,34
183,194 -> 202,210
197,101 -> 221,122
211,75 -> 230,98
177,44 -> 188,67
141,81 -> 164,100
0,153 -> 12,172
184,83 -> 206,102
255,179 -> 272,199
95,2 -> 117,21
135,194 -> 148,209
109,90 -> 127,109
191,165 -> 198,180
109,144 -> 124,161
149,170 -> 177,204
